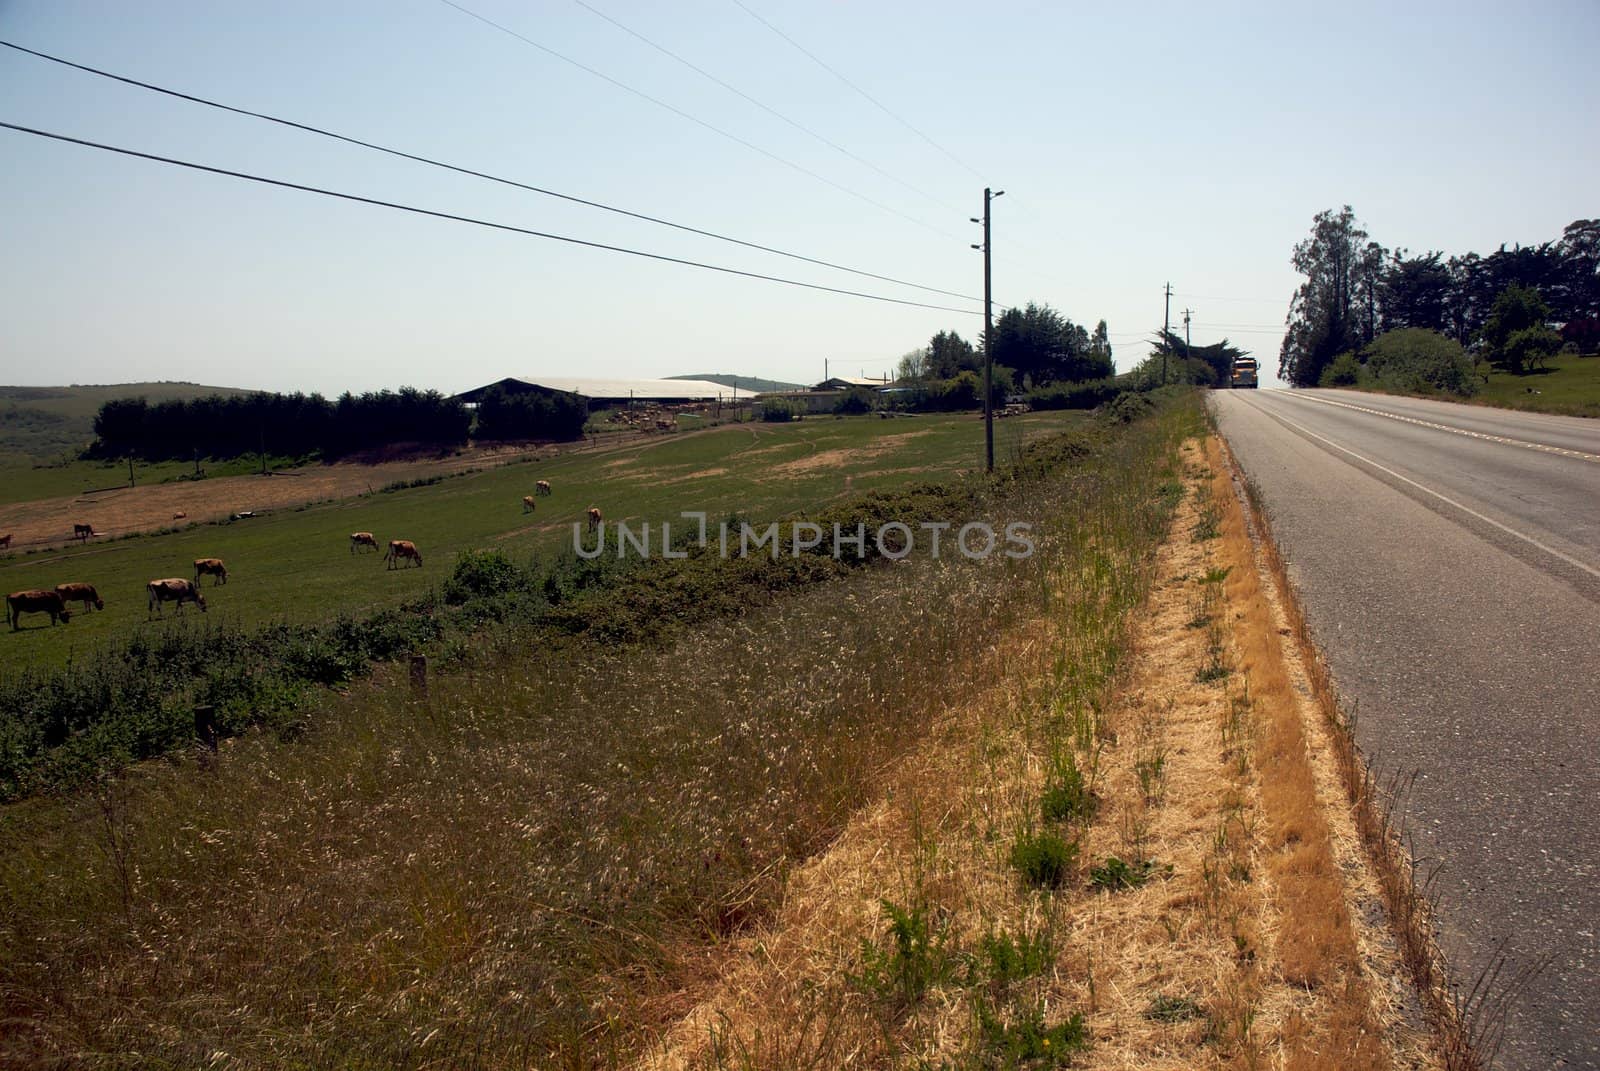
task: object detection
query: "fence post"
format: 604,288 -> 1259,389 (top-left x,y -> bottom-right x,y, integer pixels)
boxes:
410,654 -> 428,698
194,704 -> 218,752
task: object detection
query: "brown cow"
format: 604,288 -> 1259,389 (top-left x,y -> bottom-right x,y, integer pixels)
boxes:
536,480 -> 552,496
54,582 -> 104,612
73,523 -> 95,542
194,558 -> 228,585
522,495 -> 537,514
385,539 -> 422,569
173,511 -> 187,521
0,534 -> 12,550
7,589 -> 71,630
350,531 -> 379,554
148,578 -> 206,617
586,506 -> 602,532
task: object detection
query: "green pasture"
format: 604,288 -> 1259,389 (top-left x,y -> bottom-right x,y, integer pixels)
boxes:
0,411 -> 1081,671
1472,353 -> 1600,418
0,453 -> 308,508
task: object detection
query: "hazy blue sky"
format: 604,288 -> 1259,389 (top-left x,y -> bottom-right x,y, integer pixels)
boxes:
2,1 -> 1596,394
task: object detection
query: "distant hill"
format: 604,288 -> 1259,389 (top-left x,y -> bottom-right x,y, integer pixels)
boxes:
667,373 -> 806,394
0,382 -> 252,461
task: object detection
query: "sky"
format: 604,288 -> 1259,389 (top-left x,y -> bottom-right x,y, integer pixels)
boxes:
1,0 -> 1596,395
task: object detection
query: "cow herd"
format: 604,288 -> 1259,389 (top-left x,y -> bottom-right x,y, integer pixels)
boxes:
4,477 -> 595,633
5,555 -> 227,630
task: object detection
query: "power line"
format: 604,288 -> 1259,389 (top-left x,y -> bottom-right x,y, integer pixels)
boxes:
571,0 -> 962,216
435,0 -> 963,241
0,39 -> 981,304
0,120 -> 983,316
730,0 -> 984,181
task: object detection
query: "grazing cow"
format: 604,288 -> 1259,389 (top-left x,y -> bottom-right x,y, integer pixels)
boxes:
194,558 -> 228,585
523,495 -> 537,514
586,506 -> 602,532
350,531 -> 379,554
73,523 -> 95,542
385,539 -> 422,569
536,480 -> 552,497
54,582 -> 104,612
0,534 -> 12,550
7,589 -> 72,630
173,511 -> 187,521
147,578 -> 206,617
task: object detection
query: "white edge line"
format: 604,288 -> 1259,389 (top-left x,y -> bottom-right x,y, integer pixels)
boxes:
1243,396 -> 1600,582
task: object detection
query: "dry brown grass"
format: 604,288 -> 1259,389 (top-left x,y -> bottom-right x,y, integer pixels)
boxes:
1213,435 -> 1493,1071
637,434 -> 1442,1070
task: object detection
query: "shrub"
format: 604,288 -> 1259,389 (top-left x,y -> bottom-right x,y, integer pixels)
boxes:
1362,328 -> 1477,395
1320,351 -> 1362,387
757,398 -> 800,422
1028,378 -> 1124,411
442,548 -> 532,605
833,387 -> 876,415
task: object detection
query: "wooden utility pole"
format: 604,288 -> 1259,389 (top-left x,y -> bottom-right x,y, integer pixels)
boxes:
1183,307 -> 1193,366
973,187 -> 1004,472
1162,282 -> 1173,385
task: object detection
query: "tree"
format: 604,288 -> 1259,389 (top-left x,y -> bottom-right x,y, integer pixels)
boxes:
1090,320 -> 1113,364
926,330 -> 978,378
895,347 -> 929,381
1153,329 -> 1249,386
1481,285 -> 1559,373
990,302 -> 1109,385
1280,207 -> 1384,386
1379,250 -> 1451,332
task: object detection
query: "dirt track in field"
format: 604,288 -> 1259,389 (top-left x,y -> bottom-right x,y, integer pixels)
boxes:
0,433 -> 661,554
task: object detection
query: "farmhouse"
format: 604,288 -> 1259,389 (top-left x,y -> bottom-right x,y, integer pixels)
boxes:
453,377 -> 738,412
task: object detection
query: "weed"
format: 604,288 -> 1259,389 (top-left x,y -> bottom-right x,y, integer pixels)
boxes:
1145,994 -> 1205,1023
1009,827 -> 1079,889
1089,855 -> 1170,891
976,1000 -> 1089,1066
1039,748 -> 1096,825
978,924 -> 1055,992
849,896 -> 958,1011
1194,659 -> 1232,684
1135,747 -> 1167,804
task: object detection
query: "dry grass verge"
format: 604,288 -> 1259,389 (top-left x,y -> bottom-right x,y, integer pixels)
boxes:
1214,435 -> 1512,1070
639,436 -> 1441,1070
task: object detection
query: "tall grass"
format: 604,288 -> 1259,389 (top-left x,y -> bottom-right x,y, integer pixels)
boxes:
0,396 -> 1203,1068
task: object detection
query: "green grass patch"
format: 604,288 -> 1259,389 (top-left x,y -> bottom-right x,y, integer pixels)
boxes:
1,411 -> 1087,672
1469,353 -> 1600,418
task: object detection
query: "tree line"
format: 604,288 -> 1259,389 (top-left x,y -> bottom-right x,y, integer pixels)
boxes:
1280,209 -> 1599,387
892,302 -> 1117,408
88,385 -> 589,462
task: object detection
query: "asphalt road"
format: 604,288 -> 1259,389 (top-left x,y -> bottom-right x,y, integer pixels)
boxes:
1212,388 -> 1600,1070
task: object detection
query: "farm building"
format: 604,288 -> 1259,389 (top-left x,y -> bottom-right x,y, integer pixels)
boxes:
453,377 -> 740,411
812,376 -> 890,391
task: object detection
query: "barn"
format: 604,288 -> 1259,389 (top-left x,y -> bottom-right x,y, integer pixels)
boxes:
453,377 -> 740,411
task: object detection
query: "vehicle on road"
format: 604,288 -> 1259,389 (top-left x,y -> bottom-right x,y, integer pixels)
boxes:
1230,357 -> 1259,389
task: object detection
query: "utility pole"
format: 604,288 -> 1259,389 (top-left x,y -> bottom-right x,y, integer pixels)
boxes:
1182,307 -> 1193,369
1162,282 -> 1173,386
972,187 -> 1004,472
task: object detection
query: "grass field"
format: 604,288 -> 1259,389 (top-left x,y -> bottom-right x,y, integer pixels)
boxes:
1470,352 -> 1600,417
0,395 -> 1200,1068
0,382 -> 251,464
0,452 -> 312,509
0,411 -> 1077,672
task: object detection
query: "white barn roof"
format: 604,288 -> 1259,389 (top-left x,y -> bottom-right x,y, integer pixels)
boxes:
455,377 -> 740,402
